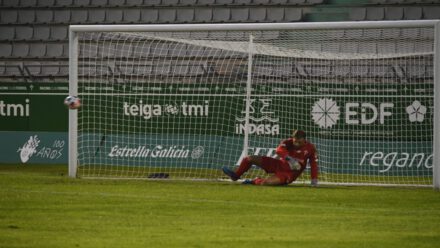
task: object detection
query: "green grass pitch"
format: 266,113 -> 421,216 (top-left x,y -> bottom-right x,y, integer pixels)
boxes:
1,165 -> 440,248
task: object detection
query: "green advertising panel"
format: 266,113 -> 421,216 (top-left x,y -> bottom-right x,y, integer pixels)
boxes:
0,81 -> 434,179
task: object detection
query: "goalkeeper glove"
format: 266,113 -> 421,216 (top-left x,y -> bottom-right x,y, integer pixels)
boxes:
311,179 -> 318,187
285,155 -> 301,170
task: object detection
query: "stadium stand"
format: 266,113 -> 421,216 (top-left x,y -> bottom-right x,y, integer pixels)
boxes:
0,0 -> 438,81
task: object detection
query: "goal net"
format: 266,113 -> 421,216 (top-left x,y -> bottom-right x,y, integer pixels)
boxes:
69,22 -> 440,187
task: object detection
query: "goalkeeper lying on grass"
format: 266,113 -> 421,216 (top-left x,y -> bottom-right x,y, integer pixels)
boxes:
222,130 -> 319,186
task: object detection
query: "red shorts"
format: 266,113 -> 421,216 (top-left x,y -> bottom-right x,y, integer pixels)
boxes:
260,157 -> 300,184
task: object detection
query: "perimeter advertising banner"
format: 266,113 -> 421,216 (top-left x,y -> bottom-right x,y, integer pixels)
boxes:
0,81 -> 433,177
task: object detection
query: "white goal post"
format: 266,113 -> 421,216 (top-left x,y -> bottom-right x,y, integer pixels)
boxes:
69,21 -> 440,188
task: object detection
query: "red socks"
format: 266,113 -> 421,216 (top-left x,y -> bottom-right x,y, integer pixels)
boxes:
235,157 -> 252,178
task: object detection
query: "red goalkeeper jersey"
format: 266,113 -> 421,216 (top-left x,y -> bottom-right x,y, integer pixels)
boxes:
275,138 -> 319,180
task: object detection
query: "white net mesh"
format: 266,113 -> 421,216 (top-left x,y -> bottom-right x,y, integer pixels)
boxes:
74,25 -> 435,186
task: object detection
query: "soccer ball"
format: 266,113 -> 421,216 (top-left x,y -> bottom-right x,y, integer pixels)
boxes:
64,96 -> 81,109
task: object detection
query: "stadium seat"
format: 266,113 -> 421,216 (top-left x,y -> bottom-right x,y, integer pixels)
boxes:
0,62 -> 5,75
212,8 -> 231,22
311,65 -> 332,77
117,64 -> 134,76
158,9 -> 177,23
57,0 -> 73,6
171,64 -> 190,76
50,26 -> 68,41
226,30 -> 245,40
366,7 -> 384,20
41,63 -> 61,77
369,65 -> 394,78
114,44 -> 134,58
162,0 -> 179,6
385,7 -> 403,20
230,8 -> 249,22
19,0 -> 38,6
35,10 -> 54,24
150,43 -> 170,57
29,43 -> 47,58
108,0 -> 125,6
249,8 -> 267,22
266,8 -> 285,22
253,65 -> 273,77
125,0 -> 144,6
295,63 -> 309,77
15,26 -> 34,41
216,0 -> 234,5
140,9 -> 159,23
306,0 -> 322,4
358,42 -> 377,54
377,42 -> 396,54
254,30 -> 280,40
272,64 -> 293,77
33,26 -> 51,41
322,42 -> 339,53
351,65 -> 369,77
362,28 -> 381,39
189,31 -> 209,39
123,9 -> 141,23
393,65 -> 405,79
12,43 -> 30,58
53,10 -> 71,24
400,28 -> 419,39
186,45 -> 205,57
133,63 -> 153,76
188,63 -> 205,76
18,10 -> 36,24
1,0 -> 20,7
73,0 -> 90,6
387,0 -> 405,4
423,6 -> 440,19
271,0 -> 288,4
404,7 -> 422,20
46,44 -> 65,57
89,0 -> 107,6
59,64 -> 69,77
396,42 -> 415,54
71,10 -> 89,24
0,44 -> 12,58
288,0 -> 306,4
106,9 -> 123,23
79,43 -> 99,58
131,44 -> 151,58
198,0 -> 215,5
0,10 -> 18,24
349,8 -> 366,21
4,64 -> 24,77
180,0 -> 197,5
284,8 -> 302,22
88,9 -> 106,23
194,8 -> 213,22
142,0 -> 161,5
153,64 -> 171,76
25,62 -> 43,77
382,28 -> 400,39
333,65 -> 350,77
420,27 -> 434,39
414,40 -> 432,53
98,43 -> 116,58
176,8 -> 195,23
37,0 -> 55,7
406,65 -> 425,78
0,27 -> 15,41
253,0 -> 270,4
